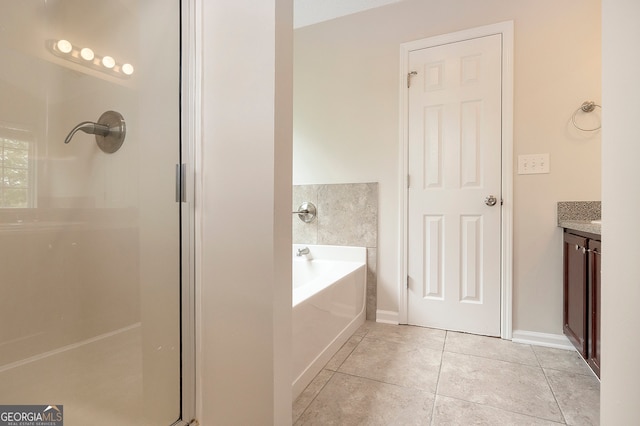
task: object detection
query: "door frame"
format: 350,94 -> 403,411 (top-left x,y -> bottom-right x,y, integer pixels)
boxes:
177,0 -> 200,424
397,21 -> 514,339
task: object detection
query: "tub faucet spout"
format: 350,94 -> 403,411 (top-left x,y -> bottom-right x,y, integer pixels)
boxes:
296,247 -> 310,257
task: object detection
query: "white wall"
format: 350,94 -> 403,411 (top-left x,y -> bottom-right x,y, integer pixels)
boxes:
199,0 -> 293,424
293,0 -> 601,335
293,0 -> 403,28
601,0 -> 640,422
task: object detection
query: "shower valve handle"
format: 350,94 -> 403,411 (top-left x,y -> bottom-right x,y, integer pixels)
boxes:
63,110 -> 126,154
64,122 -> 110,144
293,202 -> 317,223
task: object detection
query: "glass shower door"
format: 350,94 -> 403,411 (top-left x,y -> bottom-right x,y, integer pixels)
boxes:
0,1 -> 183,425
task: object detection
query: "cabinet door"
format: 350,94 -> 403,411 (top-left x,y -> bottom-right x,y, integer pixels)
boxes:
588,239 -> 601,377
563,232 -> 588,357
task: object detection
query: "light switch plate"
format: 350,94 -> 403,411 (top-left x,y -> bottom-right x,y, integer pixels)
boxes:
518,154 -> 550,174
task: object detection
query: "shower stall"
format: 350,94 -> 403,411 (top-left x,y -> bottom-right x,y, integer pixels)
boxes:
0,1 -> 194,425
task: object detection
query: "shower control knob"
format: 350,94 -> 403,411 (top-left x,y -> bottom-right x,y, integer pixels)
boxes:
485,195 -> 498,206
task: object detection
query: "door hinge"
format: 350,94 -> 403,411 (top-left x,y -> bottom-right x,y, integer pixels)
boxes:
176,163 -> 187,203
407,71 -> 417,88
407,174 -> 410,189
407,276 -> 410,289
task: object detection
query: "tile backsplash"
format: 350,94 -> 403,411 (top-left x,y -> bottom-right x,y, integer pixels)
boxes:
293,183 -> 378,320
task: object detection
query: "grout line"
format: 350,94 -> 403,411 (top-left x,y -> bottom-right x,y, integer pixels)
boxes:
324,335 -> 363,372
534,348 -> 568,425
434,394 -> 567,425
294,327 -> 369,423
532,343 -> 601,379
294,369 -> 336,424
543,365 -> 599,378
441,348 -> 542,371
441,347 -> 539,367
442,333 -> 540,367
429,330 -> 446,426
330,369 -> 430,392
542,368 -> 568,425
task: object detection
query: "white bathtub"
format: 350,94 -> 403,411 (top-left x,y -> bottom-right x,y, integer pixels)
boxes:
292,244 -> 367,400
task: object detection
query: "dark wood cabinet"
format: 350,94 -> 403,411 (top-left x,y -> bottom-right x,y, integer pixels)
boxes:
587,239 -> 601,377
563,232 -> 588,357
562,229 -> 601,377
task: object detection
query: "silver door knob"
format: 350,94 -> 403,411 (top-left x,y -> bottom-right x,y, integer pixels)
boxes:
485,195 -> 497,206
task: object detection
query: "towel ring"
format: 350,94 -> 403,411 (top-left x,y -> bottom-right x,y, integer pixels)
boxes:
571,101 -> 601,132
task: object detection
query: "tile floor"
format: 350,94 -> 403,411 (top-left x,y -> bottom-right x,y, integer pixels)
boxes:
293,321 -> 600,425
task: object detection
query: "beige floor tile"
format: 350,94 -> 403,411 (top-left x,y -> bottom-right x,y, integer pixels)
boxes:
293,369 -> 334,423
445,331 -> 539,366
295,372 -> 434,425
292,324 -> 601,424
545,368 -> 600,426
324,335 -> 363,371
438,351 -> 563,423
432,395 -> 564,425
353,320 -> 376,337
338,336 -> 442,392
362,322 -> 446,351
532,345 -> 594,376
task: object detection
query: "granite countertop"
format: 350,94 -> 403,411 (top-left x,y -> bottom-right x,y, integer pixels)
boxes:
558,219 -> 601,235
557,201 -> 601,236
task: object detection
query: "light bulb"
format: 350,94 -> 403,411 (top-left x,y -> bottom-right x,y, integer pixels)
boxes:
80,47 -> 94,61
56,39 -> 73,54
102,56 -> 115,69
121,63 -> 134,75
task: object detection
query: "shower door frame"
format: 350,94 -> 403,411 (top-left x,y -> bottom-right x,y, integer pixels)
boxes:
177,0 -> 199,424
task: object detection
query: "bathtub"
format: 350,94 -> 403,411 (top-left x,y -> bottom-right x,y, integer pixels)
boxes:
292,244 -> 367,400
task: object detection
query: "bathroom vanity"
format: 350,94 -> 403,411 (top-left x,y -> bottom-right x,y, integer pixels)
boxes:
558,201 -> 601,378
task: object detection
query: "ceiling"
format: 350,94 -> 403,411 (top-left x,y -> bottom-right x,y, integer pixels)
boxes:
294,0 -> 405,28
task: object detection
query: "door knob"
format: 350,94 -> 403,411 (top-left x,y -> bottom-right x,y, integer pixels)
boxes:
485,195 -> 498,206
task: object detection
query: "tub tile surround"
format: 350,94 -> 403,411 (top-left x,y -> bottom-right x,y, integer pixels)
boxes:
293,183 -> 378,319
294,322 -> 601,425
366,248 -> 377,322
292,185 -> 320,244
316,183 -> 377,247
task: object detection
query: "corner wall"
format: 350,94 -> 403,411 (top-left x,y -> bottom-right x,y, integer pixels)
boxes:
601,0 -> 640,422
199,0 -> 293,424
293,0 -> 601,335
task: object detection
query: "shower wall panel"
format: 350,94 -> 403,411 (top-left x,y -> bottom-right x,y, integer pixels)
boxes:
0,1 -> 182,424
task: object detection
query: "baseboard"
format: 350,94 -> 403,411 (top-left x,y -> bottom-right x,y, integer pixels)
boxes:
375,310 -> 399,325
371,317 -> 574,351
511,329 -> 575,350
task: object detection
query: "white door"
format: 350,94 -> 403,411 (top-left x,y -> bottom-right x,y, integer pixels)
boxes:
407,34 -> 502,336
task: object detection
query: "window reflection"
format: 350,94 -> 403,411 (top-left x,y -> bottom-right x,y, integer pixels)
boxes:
0,128 -> 34,208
